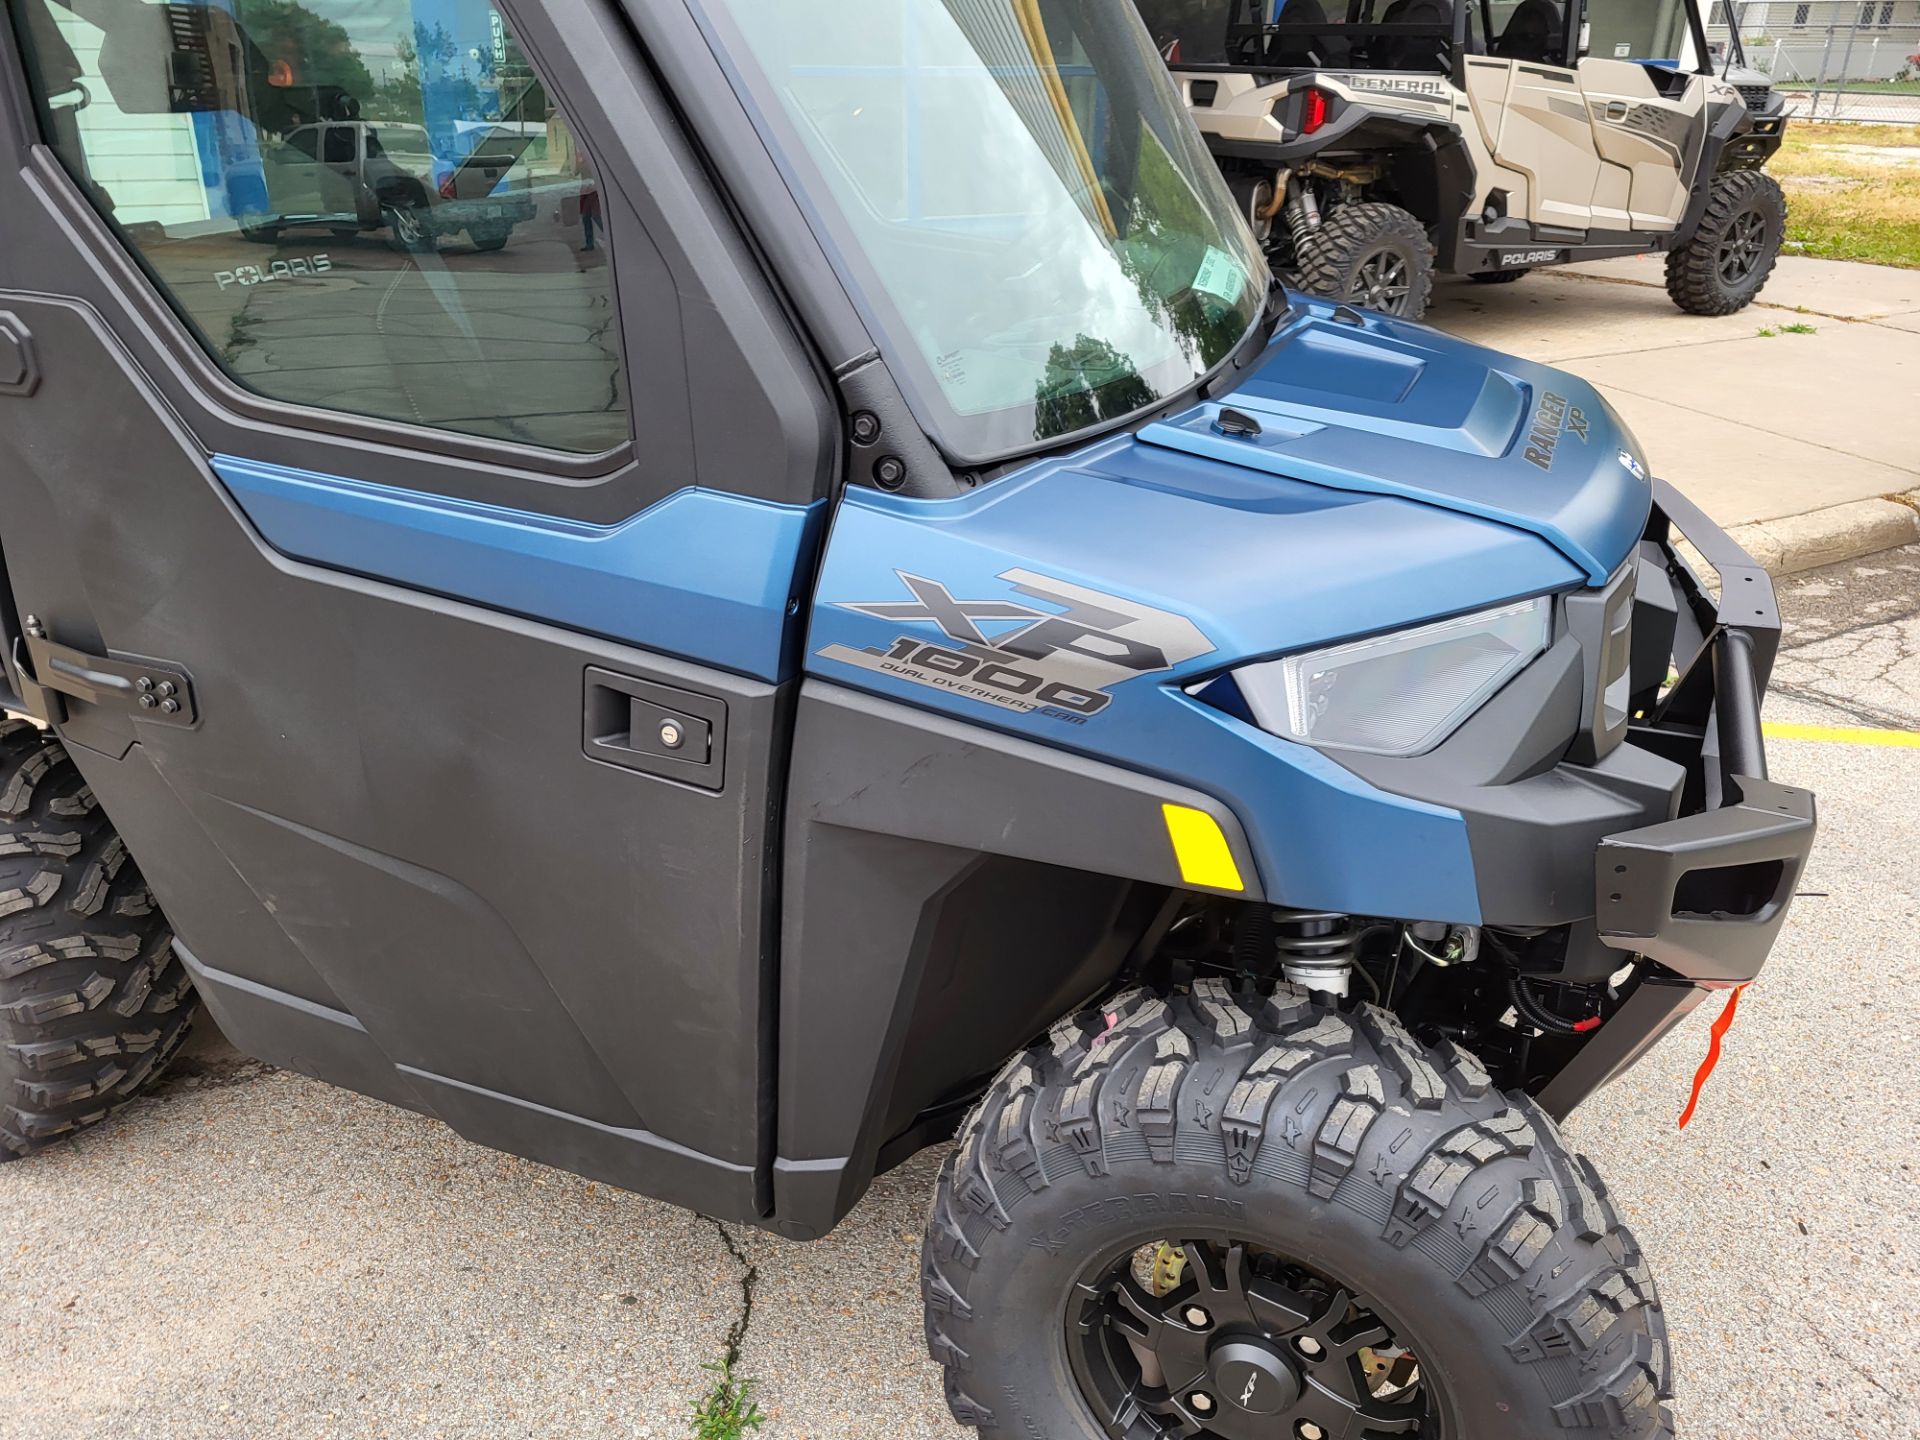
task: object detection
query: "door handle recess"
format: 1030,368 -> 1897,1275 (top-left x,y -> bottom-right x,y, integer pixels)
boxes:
1605,100 -> 1629,121
583,667 -> 726,790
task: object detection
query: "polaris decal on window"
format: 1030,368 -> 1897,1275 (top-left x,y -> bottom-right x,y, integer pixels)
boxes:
1522,390 -> 1590,471
215,255 -> 333,289
818,570 -> 1213,724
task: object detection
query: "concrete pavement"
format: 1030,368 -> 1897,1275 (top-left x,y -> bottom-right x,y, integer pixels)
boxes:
1428,256 -> 1920,572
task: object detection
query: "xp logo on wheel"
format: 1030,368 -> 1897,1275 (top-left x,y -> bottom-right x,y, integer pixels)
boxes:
817,568 -> 1213,724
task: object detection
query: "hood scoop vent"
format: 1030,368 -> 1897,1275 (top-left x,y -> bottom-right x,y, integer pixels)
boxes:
1138,311 -> 1651,584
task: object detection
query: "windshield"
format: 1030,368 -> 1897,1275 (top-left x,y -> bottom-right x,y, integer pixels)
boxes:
700,0 -> 1268,460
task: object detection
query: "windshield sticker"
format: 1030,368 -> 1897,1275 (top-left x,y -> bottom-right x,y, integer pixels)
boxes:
818,569 -> 1213,725
1192,247 -> 1248,307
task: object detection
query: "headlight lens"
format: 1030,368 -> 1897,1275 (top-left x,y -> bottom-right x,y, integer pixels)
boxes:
1235,597 -> 1552,757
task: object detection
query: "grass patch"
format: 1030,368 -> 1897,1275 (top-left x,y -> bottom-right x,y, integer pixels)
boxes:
1772,122 -> 1920,268
1778,79 -> 1920,96
691,1360 -> 765,1440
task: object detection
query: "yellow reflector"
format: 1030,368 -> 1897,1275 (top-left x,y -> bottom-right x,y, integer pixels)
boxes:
1161,803 -> 1245,892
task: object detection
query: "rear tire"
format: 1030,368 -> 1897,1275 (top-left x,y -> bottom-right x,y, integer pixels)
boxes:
922,980 -> 1674,1438
384,202 -> 437,254
1470,268 -> 1529,284
1665,171 -> 1787,316
1296,202 -> 1436,319
0,719 -> 195,1159
468,222 -> 513,253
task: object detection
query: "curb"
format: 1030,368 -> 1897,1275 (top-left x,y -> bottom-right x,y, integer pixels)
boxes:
1678,490 -> 1920,581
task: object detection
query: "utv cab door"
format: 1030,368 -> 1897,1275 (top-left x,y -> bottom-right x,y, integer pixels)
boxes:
1574,59 -> 1706,231
1467,0 -> 1598,231
0,0 -> 830,1221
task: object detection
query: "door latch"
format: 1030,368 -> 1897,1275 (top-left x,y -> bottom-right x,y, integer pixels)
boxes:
583,668 -> 725,790
10,616 -> 198,728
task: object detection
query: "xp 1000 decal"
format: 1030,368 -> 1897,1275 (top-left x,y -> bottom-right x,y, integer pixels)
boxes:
817,569 -> 1213,724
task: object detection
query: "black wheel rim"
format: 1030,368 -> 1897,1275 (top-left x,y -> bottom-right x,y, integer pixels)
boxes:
1717,207 -> 1768,286
1347,248 -> 1413,314
1065,1237 -> 1446,1439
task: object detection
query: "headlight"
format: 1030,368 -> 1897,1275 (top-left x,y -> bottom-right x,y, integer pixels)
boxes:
1234,597 -> 1552,757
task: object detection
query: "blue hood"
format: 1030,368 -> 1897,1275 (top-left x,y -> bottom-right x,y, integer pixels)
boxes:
1139,300 -> 1651,584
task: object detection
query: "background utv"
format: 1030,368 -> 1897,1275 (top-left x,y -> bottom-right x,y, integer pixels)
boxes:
1142,0 -> 1792,319
0,1 -> 1813,1437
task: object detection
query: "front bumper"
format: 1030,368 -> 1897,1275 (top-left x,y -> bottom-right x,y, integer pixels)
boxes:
1538,481 -> 1817,1114
1595,481 -> 1817,982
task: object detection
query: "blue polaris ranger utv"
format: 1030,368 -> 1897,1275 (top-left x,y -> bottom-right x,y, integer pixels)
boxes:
0,1 -> 1814,1435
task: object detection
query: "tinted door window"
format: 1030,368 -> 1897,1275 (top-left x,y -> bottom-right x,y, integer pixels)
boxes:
11,0 -> 627,455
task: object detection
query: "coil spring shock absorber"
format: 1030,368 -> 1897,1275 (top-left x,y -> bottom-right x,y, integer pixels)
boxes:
1272,908 -> 1358,997
1282,175 -> 1322,261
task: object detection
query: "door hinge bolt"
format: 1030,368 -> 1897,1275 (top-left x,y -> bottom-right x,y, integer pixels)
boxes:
138,694 -> 158,709
136,675 -> 155,692
160,698 -> 180,714
24,615 -> 43,638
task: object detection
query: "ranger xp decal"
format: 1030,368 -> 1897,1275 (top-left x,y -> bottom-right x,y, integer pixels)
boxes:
818,570 -> 1213,724
1522,389 -> 1591,472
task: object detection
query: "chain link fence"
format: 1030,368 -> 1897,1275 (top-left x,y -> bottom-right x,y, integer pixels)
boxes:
1709,0 -> 1920,122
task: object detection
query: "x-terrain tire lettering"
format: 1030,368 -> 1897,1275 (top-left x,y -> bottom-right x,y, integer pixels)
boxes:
0,720 -> 195,1158
923,981 -> 1673,1438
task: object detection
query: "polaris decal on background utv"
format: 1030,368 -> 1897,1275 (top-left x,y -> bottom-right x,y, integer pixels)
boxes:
819,569 -> 1213,722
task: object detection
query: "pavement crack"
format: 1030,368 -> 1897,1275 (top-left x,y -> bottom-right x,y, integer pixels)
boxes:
705,1216 -> 759,1368
1768,677 -> 1920,731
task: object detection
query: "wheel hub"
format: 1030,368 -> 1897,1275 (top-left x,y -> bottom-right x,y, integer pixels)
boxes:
1211,1336 -> 1301,1415
1069,1239 -> 1433,1438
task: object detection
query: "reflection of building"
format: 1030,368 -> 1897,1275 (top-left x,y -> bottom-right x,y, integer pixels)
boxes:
43,0 -> 549,229
45,2 -> 232,225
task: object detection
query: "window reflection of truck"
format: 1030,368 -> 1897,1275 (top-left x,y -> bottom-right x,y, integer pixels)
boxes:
242,120 -> 533,253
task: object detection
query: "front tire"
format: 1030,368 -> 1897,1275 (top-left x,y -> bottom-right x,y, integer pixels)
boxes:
1666,171 -> 1787,316
1296,202 -> 1436,319
468,222 -> 513,253
0,719 -> 196,1159
923,980 -> 1673,1439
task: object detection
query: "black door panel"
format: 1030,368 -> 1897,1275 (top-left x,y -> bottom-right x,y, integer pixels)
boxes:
0,289 -> 781,1219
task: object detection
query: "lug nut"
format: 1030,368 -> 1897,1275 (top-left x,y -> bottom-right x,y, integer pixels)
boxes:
1187,1391 -> 1215,1415
1294,1336 -> 1325,1360
659,721 -> 684,749
1182,1305 -> 1212,1329
1296,1424 -> 1327,1440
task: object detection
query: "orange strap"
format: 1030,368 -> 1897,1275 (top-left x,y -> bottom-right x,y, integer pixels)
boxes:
1677,984 -> 1748,1130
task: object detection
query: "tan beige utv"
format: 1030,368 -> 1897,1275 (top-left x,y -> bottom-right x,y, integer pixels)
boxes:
1141,0 -> 1789,318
